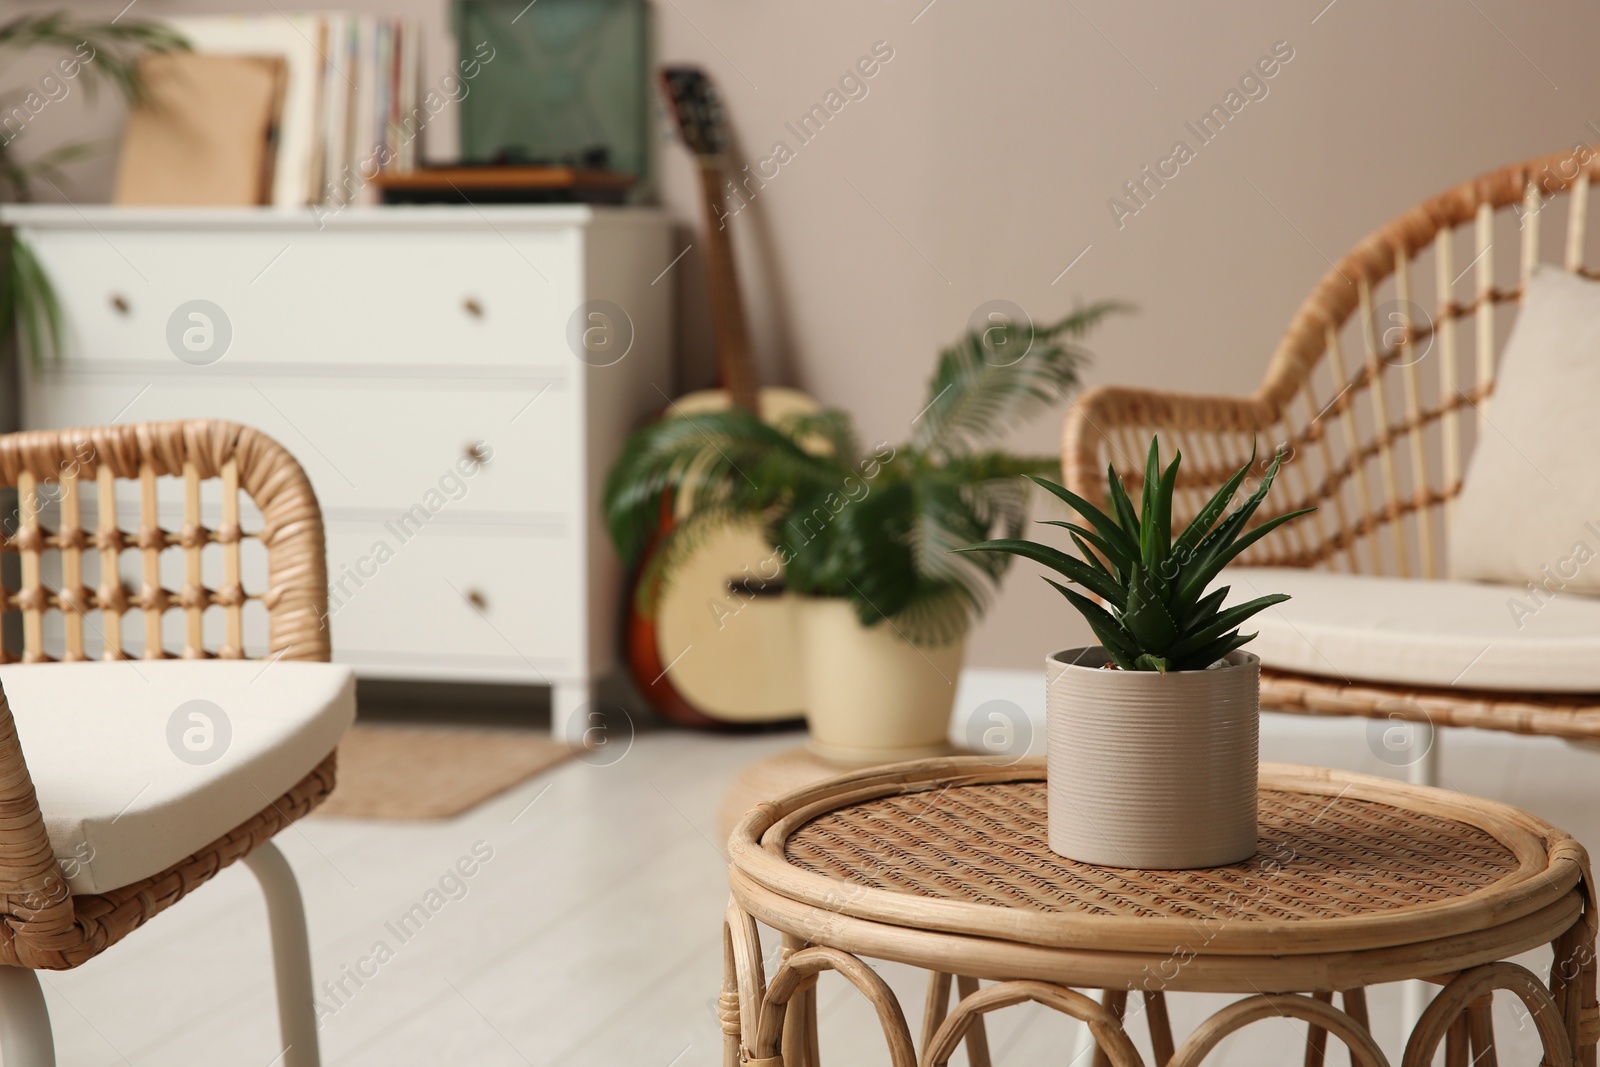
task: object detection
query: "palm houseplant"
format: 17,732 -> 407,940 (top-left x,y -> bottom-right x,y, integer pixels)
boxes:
604,302 -> 1124,763
1,13 -> 187,364
960,438 -> 1313,867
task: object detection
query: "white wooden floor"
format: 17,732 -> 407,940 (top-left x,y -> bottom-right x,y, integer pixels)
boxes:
33,696 -> 1600,1066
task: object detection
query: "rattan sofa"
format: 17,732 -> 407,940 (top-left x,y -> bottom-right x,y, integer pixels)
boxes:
1064,147 -> 1600,772
0,419 -> 350,1067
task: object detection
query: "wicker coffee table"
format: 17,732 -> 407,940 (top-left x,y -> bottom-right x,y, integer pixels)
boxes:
722,757 -> 1597,1067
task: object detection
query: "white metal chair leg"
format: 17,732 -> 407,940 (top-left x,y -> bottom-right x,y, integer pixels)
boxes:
1406,721 -> 1440,787
244,841 -> 321,1067
0,966 -> 55,1066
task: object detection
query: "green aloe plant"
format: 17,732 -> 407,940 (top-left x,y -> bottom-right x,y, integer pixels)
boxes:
958,437 -> 1314,671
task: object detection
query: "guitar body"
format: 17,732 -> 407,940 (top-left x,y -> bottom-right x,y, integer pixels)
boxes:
628,387 -> 817,726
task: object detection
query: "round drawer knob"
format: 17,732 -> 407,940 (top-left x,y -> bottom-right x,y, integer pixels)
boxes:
464,441 -> 490,466
465,588 -> 488,611
462,297 -> 484,318
110,294 -> 131,315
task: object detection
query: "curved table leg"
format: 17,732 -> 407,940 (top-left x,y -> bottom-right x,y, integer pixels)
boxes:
954,976 -> 993,1067
1466,994 -> 1498,1067
925,980 -> 1167,1067
720,902 -> 1593,1067
1444,1013 -> 1469,1067
922,972 -> 993,1067
724,905 -> 917,1067
781,935 -> 819,1067
1342,988 -> 1370,1030
1402,962 -> 1571,1067
1303,990 -> 1335,1067
921,972 -> 953,1051
927,981 -> 1144,1067
1144,990 -> 1176,1066
1551,910 -> 1598,1067
1093,989 -> 1130,1067
1171,993 -> 1388,1067
758,946 -> 916,1067
719,948 -> 741,1067
723,900 -> 768,1067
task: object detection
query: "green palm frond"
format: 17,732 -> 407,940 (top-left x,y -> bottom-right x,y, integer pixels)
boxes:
907,478 -> 991,590
2,236 -> 61,365
600,302 -> 1124,646
777,408 -> 858,461
1,14 -> 187,364
603,407 -> 816,564
632,499 -> 761,616
911,301 -> 1128,459
937,451 -> 1059,485
0,14 -> 189,105
782,477 -> 913,610
883,581 -> 977,649
0,15 -> 189,197
941,453 -> 1055,541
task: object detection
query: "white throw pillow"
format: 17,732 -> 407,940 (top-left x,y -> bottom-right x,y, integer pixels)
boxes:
1450,264 -> 1600,594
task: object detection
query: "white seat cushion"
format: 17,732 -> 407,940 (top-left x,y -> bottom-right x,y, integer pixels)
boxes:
1221,567 -> 1600,694
1,661 -> 355,895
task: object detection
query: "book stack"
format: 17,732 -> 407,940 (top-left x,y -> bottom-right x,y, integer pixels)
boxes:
165,13 -> 420,207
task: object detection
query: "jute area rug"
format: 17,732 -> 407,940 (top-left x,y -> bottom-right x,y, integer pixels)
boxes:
316,724 -> 573,820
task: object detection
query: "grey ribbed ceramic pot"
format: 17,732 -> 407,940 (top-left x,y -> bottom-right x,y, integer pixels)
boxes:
1045,647 -> 1260,868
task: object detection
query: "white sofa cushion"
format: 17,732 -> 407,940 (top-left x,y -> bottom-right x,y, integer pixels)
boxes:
1450,264 -> 1600,595
1,661 -> 355,895
1221,567 -> 1600,693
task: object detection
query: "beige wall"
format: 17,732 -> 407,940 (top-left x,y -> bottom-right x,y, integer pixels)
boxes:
9,0 -> 1600,668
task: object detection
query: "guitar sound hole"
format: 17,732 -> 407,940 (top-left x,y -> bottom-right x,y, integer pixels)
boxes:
725,577 -> 785,598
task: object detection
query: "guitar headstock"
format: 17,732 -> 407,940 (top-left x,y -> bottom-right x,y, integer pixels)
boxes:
659,66 -> 727,161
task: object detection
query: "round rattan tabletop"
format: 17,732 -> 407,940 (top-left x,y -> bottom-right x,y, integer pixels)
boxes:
726,757 -> 1593,990
720,758 -> 1598,1067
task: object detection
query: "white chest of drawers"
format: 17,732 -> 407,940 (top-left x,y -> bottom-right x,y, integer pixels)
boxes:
2,206 -> 674,736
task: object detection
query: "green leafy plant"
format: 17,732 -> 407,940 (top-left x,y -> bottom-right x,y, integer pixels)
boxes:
603,302 -> 1126,646
959,437 -> 1314,671
1,13 -> 188,362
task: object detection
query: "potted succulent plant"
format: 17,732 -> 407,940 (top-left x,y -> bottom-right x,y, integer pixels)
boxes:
959,438 -> 1313,867
604,303 -> 1124,763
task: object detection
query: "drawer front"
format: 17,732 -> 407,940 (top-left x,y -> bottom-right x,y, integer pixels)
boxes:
324,523 -> 581,673
23,228 -> 580,372
23,377 -> 580,518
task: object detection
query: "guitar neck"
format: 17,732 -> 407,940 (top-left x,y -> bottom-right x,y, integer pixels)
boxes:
697,160 -> 760,413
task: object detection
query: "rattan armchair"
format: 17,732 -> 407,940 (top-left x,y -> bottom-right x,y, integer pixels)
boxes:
1064,147 -> 1600,766
0,419 -> 344,1067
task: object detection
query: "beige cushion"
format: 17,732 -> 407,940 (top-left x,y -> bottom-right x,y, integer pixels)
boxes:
1221,567 -> 1600,693
1450,264 -> 1600,594
1,661 -> 355,895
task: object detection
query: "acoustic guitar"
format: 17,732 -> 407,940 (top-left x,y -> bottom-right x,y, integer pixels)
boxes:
628,66 -> 817,727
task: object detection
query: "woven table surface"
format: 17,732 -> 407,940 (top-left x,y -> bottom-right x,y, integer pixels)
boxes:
784,780 -> 1515,921
728,758 -> 1588,956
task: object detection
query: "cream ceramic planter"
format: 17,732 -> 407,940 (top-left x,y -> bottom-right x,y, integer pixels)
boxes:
1045,647 -> 1260,868
797,597 -> 965,766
